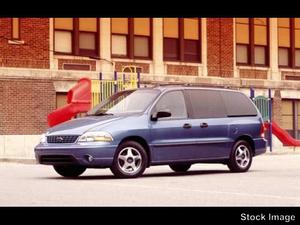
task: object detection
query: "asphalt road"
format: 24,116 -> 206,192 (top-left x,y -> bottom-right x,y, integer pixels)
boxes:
1,154 -> 300,206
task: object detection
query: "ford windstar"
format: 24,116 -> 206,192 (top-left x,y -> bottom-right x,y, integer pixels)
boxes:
35,86 -> 267,178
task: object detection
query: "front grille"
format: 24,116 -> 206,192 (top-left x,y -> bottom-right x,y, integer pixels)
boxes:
40,155 -> 76,164
47,135 -> 79,144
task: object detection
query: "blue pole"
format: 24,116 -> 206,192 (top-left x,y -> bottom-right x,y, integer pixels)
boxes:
268,88 -> 272,152
250,87 -> 255,100
137,71 -> 140,88
114,71 -> 117,93
99,72 -> 102,102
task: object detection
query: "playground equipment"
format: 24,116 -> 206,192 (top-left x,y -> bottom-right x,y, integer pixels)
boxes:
91,69 -> 140,107
47,78 -> 91,127
47,70 -> 140,127
265,121 -> 300,146
251,88 -> 300,150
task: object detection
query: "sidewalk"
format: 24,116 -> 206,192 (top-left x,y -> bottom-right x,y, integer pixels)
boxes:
266,146 -> 300,155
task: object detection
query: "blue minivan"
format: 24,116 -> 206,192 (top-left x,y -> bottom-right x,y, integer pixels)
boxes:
35,86 -> 267,178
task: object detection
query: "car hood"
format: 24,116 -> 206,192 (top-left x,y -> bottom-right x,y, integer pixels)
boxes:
47,115 -> 123,136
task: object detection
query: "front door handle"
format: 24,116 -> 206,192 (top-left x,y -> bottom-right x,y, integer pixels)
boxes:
200,123 -> 208,128
183,123 -> 192,129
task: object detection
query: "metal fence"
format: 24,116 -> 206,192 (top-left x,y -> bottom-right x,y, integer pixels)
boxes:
91,71 -> 140,107
253,95 -> 270,122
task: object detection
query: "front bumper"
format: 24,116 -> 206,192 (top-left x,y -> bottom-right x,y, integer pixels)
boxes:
34,142 -> 118,168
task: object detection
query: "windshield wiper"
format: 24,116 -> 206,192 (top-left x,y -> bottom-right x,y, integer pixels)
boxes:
93,112 -> 114,116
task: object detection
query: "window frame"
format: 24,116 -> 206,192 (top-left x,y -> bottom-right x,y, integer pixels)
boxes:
278,18 -> 300,69
54,18 -> 100,57
111,18 -> 153,60
163,18 -> 202,63
236,18 -> 270,67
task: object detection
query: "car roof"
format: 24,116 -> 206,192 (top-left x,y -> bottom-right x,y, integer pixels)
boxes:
139,85 -> 241,93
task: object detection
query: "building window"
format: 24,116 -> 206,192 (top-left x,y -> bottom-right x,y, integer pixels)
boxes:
278,18 -> 300,68
111,18 -> 152,59
11,18 -> 20,40
282,99 -> 300,139
56,92 -> 67,109
236,18 -> 269,66
79,18 -> 98,56
163,18 -> 201,62
282,100 -> 294,138
54,18 -> 73,54
54,18 -> 99,57
111,18 -> 128,57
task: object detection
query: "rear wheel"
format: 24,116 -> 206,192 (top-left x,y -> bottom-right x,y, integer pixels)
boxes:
53,165 -> 86,177
110,141 -> 148,178
169,164 -> 191,172
227,140 -> 253,172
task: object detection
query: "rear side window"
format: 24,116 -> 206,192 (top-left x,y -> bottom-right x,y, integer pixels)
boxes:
153,91 -> 187,119
186,90 -> 227,119
221,91 -> 258,117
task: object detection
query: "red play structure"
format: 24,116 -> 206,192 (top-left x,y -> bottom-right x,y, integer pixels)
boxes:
265,121 -> 300,146
251,88 -> 300,149
47,78 -> 91,127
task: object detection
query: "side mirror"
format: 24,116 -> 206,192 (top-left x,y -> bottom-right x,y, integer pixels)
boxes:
151,111 -> 172,121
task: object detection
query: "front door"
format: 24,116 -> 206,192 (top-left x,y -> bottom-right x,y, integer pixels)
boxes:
149,90 -> 196,163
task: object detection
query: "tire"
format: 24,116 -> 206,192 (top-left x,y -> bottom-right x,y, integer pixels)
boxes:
227,140 -> 253,172
169,164 -> 191,172
110,141 -> 148,178
53,165 -> 86,177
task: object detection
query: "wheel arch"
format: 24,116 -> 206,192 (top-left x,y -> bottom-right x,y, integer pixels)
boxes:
118,136 -> 151,167
235,135 -> 255,155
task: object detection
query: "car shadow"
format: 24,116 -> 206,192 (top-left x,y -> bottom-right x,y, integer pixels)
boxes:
39,169 -> 246,180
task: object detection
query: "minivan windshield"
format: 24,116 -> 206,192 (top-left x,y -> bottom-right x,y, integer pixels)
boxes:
87,89 -> 160,116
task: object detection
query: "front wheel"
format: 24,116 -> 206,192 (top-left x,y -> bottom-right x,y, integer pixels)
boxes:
227,140 -> 253,172
110,141 -> 148,178
53,165 -> 86,177
169,164 -> 191,172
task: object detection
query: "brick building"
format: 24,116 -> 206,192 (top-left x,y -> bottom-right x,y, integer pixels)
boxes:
0,18 -> 300,158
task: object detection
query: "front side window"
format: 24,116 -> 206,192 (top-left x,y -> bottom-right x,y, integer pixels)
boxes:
236,18 -> 269,66
111,18 -> 152,59
163,18 -> 201,62
54,18 -> 98,57
153,91 -> 187,119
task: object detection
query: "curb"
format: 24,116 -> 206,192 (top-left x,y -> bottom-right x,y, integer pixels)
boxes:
0,158 -> 37,164
265,152 -> 300,155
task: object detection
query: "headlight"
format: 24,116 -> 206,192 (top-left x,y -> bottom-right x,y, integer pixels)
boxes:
40,133 -> 47,144
77,131 -> 113,143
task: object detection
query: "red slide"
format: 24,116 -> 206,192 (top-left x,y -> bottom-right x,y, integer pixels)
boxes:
265,121 -> 300,146
47,78 -> 92,127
